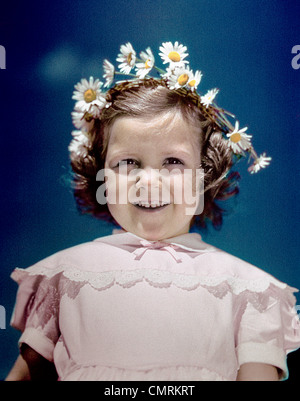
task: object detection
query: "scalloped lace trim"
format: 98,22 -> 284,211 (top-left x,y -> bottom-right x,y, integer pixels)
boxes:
64,267 -> 287,293
12,264 -> 290,298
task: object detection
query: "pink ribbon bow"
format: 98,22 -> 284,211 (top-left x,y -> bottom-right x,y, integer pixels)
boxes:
132,240 -> 183,263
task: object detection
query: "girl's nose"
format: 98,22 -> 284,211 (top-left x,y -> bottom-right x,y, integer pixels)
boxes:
135,167 -> 160,190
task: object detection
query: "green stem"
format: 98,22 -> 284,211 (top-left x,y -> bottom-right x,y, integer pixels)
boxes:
153,65 -> 167,75
115,71 -> 137,78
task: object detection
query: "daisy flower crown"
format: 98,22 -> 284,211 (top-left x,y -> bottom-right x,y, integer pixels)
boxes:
71,41 -> 271,174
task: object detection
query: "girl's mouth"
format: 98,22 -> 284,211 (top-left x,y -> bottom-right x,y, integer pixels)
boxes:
132,201 -> 170,211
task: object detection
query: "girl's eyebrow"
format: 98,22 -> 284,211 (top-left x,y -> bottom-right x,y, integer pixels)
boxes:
106,150 -> 137,160
107,150 -> 192,161
162,148 -> 193,158
106,142 -> 197,160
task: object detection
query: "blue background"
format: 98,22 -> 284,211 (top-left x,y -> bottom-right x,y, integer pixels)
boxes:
0,0 -> 299,379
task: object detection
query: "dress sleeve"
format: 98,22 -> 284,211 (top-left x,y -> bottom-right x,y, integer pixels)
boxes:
10,268 -> 61,362
235,285 -> 300,380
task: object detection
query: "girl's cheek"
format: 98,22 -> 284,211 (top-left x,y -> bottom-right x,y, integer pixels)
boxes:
169,173 -> 190,205
170,170 -> 202,212
108,173 -> 138,205
103,169 -> 120,205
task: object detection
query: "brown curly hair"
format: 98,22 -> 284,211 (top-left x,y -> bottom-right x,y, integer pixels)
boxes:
70,78 -> 239,229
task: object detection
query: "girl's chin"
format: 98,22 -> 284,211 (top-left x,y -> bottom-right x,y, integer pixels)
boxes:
128,223 -> 190,242
108,205 -> 191,241
119,223 -> 168,241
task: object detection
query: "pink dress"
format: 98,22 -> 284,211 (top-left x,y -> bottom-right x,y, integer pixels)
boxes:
10,231 -> 300,381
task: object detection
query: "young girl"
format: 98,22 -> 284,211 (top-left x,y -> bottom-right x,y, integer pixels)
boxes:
6,42 -> 300,381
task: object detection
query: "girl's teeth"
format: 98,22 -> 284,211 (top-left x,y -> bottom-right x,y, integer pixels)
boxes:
135,202 -> 168,208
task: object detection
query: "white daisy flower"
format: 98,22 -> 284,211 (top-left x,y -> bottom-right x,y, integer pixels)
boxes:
116,42 -> 136,74
248,153 -> 272,174
103,59 -> 115,88
72,77 -> 107,115
187,70 -> 202,91
88,104 -> 104,118
159,41 -> 189,68
135,47 -> 155,79
69,130 -> 90,157
167,66 -> 192,90
200,88 -> 219,108
226,121 -> 252,154
71,108 -> 94,131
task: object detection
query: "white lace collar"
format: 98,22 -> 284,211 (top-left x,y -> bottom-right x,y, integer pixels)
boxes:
100,228 -> 215,253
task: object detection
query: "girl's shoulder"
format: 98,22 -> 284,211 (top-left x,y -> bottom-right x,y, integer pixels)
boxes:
10,232 -> 128,282
196,245 -> 295,300
167,232 -> 291,288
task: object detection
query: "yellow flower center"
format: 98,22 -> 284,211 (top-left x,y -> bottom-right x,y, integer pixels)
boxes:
177,74 -> 189,86
127,53 -> 132,64
230,133 -> 242,143
168,51 -> 181,62
84,89 -> 97,103
189,79 -> 196,87
145,59 -> 151,69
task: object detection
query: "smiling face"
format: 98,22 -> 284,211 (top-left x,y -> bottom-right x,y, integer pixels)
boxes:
104,111 -> 202,241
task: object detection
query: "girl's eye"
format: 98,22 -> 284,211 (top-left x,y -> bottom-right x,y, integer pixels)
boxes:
115,159 -> 139,171
117,159 -> 137,167
164,157 -> 184,166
